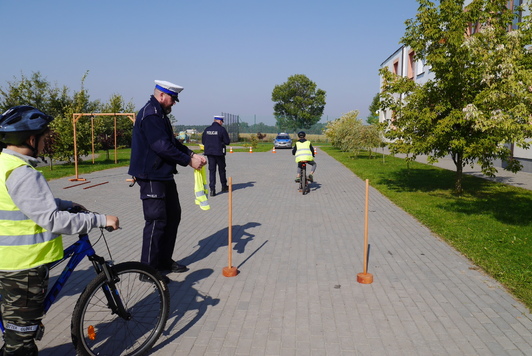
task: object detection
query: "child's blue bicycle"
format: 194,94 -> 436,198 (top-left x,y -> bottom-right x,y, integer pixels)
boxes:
0,222 -> 170,356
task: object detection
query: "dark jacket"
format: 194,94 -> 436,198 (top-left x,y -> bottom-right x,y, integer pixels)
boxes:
202,121 -> 230,156
128,96 -> 193,180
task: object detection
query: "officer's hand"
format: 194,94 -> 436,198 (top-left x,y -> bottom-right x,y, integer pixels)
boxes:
189,154 -> 206,169
105,215 -> 120,231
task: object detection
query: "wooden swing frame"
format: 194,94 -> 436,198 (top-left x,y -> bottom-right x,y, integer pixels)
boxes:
70,113 -> 135,181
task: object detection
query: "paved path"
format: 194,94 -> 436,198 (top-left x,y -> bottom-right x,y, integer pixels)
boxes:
37,148 -> 531,355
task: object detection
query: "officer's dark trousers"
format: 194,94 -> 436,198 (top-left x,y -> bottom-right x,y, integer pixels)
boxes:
0,265 -> 48,356
137,179 -> 181,270
207,155 -> 227,191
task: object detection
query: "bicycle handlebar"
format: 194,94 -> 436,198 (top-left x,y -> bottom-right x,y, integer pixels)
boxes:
67,206 -> 116,232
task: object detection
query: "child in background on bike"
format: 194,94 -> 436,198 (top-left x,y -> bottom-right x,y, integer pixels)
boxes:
0,106 -> 119,356
292,131 -> 317,183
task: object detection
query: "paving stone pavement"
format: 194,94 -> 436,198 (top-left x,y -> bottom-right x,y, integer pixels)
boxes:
34,148 -> 531,355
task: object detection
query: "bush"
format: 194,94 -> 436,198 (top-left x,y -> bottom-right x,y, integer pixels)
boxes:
325,110 -> 381,156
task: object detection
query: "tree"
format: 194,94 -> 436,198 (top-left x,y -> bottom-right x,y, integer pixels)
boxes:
271,74 -> 326,132
99,93 -> 135,148
366,93 -> 380,125
0,72 -> 74,164
325,111 -> 381,156
50,72 -> 102,162
379,0 -> 532,194
0,72 -> 72,117
0,71 -> 136,163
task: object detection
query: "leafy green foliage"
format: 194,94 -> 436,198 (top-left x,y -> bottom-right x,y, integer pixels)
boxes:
366,93 -> 380,125
0,71 -> 135,164
380,0 -> 532,194
271,74 -> 326,132
325,111 -> 382,156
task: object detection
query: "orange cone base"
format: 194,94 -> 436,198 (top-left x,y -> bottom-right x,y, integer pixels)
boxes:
223,266 -> 239,277
357,272 -> 373,284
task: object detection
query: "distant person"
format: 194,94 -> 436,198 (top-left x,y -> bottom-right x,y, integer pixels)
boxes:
202,115 -> 230,196
178,131 -> 188,143
292,131 -> 317,182
128,80 -> 206,281
0,105 -> 119,356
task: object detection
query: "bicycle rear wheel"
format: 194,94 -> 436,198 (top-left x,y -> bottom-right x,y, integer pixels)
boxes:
302,166 -> 309,195
71,262 -> 170,356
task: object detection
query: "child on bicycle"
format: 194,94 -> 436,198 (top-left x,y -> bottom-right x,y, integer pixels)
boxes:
0,106 -> 119,356
292,131 -> 317,183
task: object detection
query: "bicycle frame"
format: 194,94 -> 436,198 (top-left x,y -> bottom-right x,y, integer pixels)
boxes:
0,233 -> 129,336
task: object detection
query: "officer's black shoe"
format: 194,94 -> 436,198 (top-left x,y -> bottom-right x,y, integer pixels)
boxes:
211,189 -> 216,197
169,262 -> 189,273
221,186 -> 229,192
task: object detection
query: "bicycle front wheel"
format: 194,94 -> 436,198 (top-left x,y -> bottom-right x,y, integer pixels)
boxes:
71,262 -> 170,356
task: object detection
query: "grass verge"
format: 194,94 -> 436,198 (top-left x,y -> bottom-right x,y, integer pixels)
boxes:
40,150 -> 132,181
322,146 -> 531,312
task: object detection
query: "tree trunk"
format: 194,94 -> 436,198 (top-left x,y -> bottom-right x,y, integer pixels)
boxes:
453,152 -> 464,195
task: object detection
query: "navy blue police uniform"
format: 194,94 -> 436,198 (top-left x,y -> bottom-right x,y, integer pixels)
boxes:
202,117 -> 230,195
129,93 -> 193,273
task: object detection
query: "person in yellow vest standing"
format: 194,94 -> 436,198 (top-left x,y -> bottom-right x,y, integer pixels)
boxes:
292,131 -> 317,183
0,106 -> 119,356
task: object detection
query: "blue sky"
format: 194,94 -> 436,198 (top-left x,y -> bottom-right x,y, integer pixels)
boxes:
1,0 -> 420,126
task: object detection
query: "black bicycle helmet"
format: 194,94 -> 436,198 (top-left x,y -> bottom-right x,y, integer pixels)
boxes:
0,105 -> 53,145
297,131 -> 306,138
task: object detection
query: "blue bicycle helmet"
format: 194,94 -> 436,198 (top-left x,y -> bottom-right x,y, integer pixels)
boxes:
0,105 -> 53,145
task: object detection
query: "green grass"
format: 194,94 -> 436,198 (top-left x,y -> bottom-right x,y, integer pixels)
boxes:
322,146 -> 532,311
229,142 -> 278,152
40,149 -> 132,181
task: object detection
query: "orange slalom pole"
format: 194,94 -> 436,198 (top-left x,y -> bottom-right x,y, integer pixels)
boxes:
357,179 -> 373,284
223,177 -> 238,277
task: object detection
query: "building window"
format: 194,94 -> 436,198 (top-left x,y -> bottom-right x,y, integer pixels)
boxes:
408,50 -> 415,79
416,59 -> 424,76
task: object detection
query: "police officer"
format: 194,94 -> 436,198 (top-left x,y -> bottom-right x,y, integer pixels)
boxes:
128,80 -> 206,280
202,115 -> 230,196
0,106 -> 119,355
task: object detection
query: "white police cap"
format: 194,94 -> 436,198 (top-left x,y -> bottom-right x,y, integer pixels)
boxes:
214,115 -> 224,121
154,80 -> 184,101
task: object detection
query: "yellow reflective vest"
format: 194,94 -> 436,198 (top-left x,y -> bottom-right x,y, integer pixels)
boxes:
295,141 -> 313,162
194,166 -> 210,211
0,153 -> 63,270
